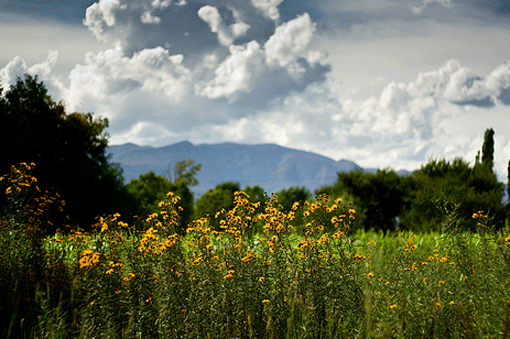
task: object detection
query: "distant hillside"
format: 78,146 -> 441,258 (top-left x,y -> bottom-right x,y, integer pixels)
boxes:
107,141 -> 366,196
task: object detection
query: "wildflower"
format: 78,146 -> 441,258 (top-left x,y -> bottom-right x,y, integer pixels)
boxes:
259,276 -> 265,283
354,254 -> 366,261
435,302 -> 442,308
123,273 -> 135,281
389,304 -> 397,310
423,277 -> 428,283
367,272 -> 375,278
224,270 -> 234,279
105,269 -> 114,275
421,261 -> 428,265
449,301 -> 455,306
262,299 -> 270,304
439,280 -> 445,285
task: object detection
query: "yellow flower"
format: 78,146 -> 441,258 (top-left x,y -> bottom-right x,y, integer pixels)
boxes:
435,302 -> 442,308
5,187 -> 12,194
259,276 -> 265,283
449,301 -> 455,306
439,280 -> 445,285
262,299 -> 270,304
105,268 -> 114,275
367,272 -> 374,278
389,304 -> 397,310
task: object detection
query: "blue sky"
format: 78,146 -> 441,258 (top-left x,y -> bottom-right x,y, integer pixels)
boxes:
2,0 -> 510,179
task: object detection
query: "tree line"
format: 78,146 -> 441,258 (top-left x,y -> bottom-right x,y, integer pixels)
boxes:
1,75 -> 508,234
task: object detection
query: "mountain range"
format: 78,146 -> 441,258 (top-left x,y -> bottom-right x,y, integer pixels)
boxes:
106,141 -> 408,196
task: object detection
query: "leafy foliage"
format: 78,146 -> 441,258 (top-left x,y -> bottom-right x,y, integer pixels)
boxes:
126,168 -> 196,232
319,169 -> 403,232
166,159 -> 201,186
275,186 -> 311,212
481,127 -> 495,169
0,75 -> 136,231
196,182 -> 240,227
401,157 -> 504,232
2,164 -> 510,338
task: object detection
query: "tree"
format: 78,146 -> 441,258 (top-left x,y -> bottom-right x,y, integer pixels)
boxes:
166,159 -> 202,186
127,169 -> 196,232
243,185 -> 266,206
329,169 -> 403,232
482,128 -> 495,170
400,156 -> 505,232
276,186 -> 311,212
0,75 -> 137,230
127,172 -> 174,215
196,182 -> 240,228
508,158 -> 510,205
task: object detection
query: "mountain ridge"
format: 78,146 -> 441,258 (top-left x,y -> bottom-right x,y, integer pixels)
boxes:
106,141 -> 404,196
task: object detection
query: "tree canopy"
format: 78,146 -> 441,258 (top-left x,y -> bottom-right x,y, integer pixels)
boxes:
0,75 -> 136,231
126,163 -> 197,233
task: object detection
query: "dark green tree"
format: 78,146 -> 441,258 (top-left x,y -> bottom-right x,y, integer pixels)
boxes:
0,75 -> 137,231
243,185 -> 267,207
400,157 -> 505,231
127,171 -> 174,215
328,169 -> 403,232
196,182 -> 240,227
481,128 -> 495,170
127,160 -> 199,232
508,158 -> 510,205
276,186 -> 311,212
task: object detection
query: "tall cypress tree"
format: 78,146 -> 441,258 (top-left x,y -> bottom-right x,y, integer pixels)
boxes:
481,128 -> 495,171
507,157 -> 510,203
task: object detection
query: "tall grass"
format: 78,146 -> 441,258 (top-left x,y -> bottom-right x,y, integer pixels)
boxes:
1,163 -> 510,338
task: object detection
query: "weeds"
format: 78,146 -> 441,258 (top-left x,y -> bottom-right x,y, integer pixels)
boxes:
1,163 -> 510,338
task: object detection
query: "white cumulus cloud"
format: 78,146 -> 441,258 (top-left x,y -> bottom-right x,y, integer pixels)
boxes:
67,44 -> 191,121
250,0 -> 284,20
197,5 -> 250,46
264,13 -> 316,68
197,40 -> 266,99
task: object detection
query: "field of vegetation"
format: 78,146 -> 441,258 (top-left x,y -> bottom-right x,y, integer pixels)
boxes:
3,75 -> 510,339
2,162 -> 510,339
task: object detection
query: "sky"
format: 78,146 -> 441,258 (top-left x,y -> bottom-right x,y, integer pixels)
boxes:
2,0 -> 510,180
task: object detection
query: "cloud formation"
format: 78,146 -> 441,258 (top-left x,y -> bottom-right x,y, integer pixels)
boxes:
3,0 -> 510,181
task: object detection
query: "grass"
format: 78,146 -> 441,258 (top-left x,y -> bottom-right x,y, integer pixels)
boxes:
2,163 -> 510,338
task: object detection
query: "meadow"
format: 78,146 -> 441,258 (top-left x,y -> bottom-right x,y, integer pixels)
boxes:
2,163 -> 510,339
